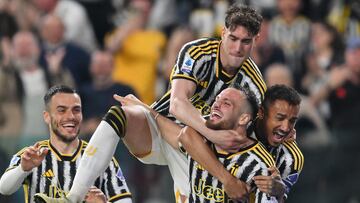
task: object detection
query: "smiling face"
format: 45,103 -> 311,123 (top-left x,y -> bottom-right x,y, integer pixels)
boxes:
44,93 -> 82,143
206,88 -> 246,130
221,26 -> 256,69
261,100 -> 299,147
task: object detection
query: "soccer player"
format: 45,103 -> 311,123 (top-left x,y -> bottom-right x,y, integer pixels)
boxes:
0,85 -> 132,203
34,4 -> 266,202
180,87 -> 278,202
252,85 -> 304,201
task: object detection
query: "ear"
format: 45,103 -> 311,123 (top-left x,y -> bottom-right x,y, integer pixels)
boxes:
238,113 -> 251,126
253,34 -> 260,46
257,106 -> 264,120
221,26 -> 226,40
43,110 -> 50,125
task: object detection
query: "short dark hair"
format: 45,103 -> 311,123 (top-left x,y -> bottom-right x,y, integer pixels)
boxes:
231,84 -> 259,119
225,4 -> 263,36
263,84 -> 301,114
44,85 -> 78,108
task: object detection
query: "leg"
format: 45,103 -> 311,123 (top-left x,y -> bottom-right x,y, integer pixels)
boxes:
68,105 -> 153,201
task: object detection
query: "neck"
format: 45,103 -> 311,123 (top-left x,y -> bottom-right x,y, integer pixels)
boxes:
282,14 -> 296,24
50,135 -> 79,154
94,77 -> 113,89
254,120 -> 268,146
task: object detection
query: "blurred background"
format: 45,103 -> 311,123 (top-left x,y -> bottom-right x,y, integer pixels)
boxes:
0,0 -> 359,202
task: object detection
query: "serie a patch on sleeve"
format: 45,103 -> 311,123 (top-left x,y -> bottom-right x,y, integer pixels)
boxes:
283,172 -> 299,194
181,56 -> 194,74
116,168 -> 125,181
9,155 -> 20,167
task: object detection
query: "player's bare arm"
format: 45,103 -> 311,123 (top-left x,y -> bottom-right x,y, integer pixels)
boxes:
179,126 -> 250,201
170,79 -> 246,151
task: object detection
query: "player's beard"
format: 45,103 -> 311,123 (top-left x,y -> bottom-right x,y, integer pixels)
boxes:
205,119 -> 235,131
51,120 -> 79,143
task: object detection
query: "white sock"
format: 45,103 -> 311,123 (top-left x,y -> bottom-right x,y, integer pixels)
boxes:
67,121 -> 120,202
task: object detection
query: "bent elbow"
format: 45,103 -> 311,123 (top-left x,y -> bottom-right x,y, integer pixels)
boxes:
178,126 -> 194,146
169,97 -> 181,117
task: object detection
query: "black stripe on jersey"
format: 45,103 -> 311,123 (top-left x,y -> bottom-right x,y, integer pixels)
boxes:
177,39 -> 207,68
68,160 -> 77,196
239,159 -> 258,182
57,160 -> 65,192
242,62 -> 266,98
284,142 -> 299,170
283,142 -> 304,171
102,105 -> 127,138
44,154 -> 53,195
193,46 -> 218,60
253,145 -> 275,167
188,40 -> 219,57
151,90 -> 171,114
36,165 -> 42,193
197,61 -> 212,80
105,167 -> 116,197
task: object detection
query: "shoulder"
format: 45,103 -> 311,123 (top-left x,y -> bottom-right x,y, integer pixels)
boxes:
179,38 -> 220,58
281,141 -> 304,171
251,142 -> 276,168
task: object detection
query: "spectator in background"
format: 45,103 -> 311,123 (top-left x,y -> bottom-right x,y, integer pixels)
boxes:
301,21 -> 344,120
310,37 -> 360,202
31,0 -> 98,51
80,50 -> 137,136
251,11 -> 285,73
159,26 -> 195,94
0,31 -> 74,138
302,21 -> 344,94
38,14 -> 92,88
106,0 -> 166,104
327,0 -> 360,39
268,0 -> 311,89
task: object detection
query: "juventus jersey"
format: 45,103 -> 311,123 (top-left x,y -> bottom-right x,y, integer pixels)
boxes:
188,139 -> 277,203
5,140 -> 131,203
268,141 -> 304,198
151,38 -> 266,122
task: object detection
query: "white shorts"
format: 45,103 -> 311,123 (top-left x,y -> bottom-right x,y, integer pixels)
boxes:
136,106 -> 189,198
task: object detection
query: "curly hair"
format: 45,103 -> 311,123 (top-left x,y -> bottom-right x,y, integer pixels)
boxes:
225,4 -> 263,36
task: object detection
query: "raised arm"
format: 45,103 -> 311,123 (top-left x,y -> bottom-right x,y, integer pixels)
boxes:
0,143 -> 48,195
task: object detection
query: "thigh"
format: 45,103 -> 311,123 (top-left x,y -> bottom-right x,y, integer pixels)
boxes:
122,105 -> 153,157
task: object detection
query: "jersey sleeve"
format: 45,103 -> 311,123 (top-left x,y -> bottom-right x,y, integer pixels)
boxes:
100,157 -> 132,202
237,58 -> 267,104
5,147 -> 27,172
280,141 -> 304,198
170,41 -> 206,85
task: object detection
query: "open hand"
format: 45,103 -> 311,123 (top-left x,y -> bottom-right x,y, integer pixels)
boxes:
20,143 -> 48,171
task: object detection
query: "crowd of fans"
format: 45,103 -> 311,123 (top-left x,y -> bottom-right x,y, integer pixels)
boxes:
0,0 -> 359,202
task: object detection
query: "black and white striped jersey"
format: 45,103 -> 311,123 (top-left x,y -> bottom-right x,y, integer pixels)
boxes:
188,140 -> 277,203
6,140 -> 131,203
151,38 -> 266,123
268,141 -> 304,198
